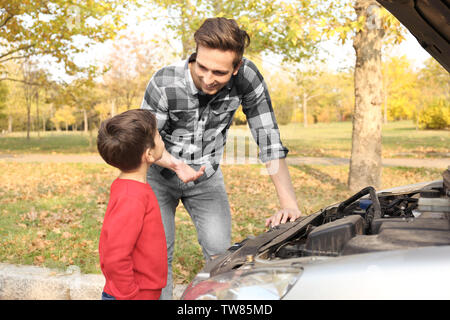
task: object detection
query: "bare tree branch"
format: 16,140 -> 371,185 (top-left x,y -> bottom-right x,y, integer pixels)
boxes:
0,13 -> 15,29
0,77 -> 42,86
0,43 -> 35,60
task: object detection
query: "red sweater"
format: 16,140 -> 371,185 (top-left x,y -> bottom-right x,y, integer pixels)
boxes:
99,179 -> 167,300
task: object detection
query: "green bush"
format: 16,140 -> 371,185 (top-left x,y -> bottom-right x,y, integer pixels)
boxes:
417,98 -> 450,130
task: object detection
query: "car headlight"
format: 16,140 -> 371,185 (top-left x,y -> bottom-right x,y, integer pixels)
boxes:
182,267 -> 303,300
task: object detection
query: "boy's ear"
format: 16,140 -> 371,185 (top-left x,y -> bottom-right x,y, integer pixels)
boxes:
143,148 -> 155,163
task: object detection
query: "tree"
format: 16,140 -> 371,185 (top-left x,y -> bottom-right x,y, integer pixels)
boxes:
1,63 -> 24,132
0,81 -> 7,128
149,0 -> 327,61
0,0 -> 135,81
295,69 -> 323,127
347,0 -> 386,191
382,55 -> 419,122
308,71 -> 354,123
323,0 -> 405,191
102,31 -> 173,115
417,58 -> 450,102
18,61 -> 49,139
267,71 -> 297,125
51,105 -> 74,131
63,78 -> 100,133
415,58 -> 450,130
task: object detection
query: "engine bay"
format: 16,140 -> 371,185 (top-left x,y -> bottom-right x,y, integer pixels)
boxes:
271,175 -> 450,260
205,168 -> 450,277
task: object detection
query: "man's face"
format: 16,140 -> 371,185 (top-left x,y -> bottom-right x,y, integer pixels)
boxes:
190,45 -> 241,95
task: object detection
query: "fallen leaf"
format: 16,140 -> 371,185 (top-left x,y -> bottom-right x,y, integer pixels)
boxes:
37,231 -> 46,238
62,232 -> 72,239
34,255 -> 44,264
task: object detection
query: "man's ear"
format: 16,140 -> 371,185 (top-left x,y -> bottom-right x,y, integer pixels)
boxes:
233,60 -> 243,76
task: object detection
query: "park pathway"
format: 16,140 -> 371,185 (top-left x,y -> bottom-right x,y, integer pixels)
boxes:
0,153 -> 448,169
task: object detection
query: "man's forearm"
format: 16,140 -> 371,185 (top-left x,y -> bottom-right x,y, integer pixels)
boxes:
265,158 -> 299,210
264,158 -> 303,227
155,149 -> 179,171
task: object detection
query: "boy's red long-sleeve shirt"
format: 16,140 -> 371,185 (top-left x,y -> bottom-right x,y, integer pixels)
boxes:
99,179 -> 167,300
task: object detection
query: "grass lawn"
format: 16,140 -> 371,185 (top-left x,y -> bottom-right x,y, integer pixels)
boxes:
1,121 -> 448,158
0,161 -> 443,284
229,120 -> 449,158
0,131 -> 97,154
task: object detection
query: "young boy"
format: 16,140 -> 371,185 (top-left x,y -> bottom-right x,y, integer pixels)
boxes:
97,109 -> 167,300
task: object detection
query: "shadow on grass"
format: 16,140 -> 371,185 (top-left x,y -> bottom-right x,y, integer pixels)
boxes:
291,164 -> 348,191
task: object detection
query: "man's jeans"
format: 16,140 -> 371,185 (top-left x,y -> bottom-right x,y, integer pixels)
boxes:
147,165 -> 231,300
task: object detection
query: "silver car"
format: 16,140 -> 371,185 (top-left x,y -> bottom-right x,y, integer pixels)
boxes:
182,0 -> 450,300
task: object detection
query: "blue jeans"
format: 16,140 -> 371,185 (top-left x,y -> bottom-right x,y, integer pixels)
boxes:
102,292 -> 116,300
147,165 -> 231,300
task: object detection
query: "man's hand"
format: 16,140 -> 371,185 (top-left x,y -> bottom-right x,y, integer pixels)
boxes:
265,208 -> 303,228
173,159 -> 205,183
155,149 -> 205,183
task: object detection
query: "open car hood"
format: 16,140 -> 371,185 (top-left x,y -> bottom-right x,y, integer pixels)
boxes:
182,168 -> 450,299
377,0 -> 450,72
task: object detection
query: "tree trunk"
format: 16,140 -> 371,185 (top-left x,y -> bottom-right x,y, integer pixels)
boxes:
303,92 -> 308,128
348,0 -> 385,192
383,72 -> 388,124
26,98 -> 31,139
35,91 -> 40,138
83,109 -> 88,133
8,115 -> 12,133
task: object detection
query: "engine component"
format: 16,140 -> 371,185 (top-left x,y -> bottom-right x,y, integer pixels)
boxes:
343,212 -> 450,255
336,186 -> 382,221
302,215 -> 365,256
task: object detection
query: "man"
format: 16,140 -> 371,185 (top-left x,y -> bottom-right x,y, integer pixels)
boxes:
141,17 -> 303,299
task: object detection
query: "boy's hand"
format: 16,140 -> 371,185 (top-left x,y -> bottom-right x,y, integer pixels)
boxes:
174,160 -> 205,183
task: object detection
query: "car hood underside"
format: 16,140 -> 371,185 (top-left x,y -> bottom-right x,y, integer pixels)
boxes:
377,0 -> 450,72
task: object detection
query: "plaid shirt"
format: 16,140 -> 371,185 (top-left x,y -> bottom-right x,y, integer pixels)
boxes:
141,54 -> 288,182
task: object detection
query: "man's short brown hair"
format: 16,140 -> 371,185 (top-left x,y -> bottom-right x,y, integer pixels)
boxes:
194,17 -> 250,68
97,109 -> 157,172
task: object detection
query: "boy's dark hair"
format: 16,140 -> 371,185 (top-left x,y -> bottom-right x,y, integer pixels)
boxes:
194,17 -> 250,68
97,109 -> 157,172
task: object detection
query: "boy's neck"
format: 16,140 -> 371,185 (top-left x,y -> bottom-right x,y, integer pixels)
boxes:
118,164 -> 149,184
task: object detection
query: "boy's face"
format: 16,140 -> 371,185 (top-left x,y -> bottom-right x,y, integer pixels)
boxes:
151,131 -> 165,162
190,45 -> 241,95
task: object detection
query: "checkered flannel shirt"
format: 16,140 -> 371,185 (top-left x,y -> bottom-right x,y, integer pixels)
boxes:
141,54 -> 288,183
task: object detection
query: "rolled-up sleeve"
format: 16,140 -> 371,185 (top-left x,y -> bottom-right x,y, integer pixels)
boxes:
240,60 -> 289,163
